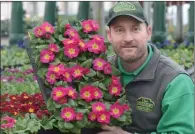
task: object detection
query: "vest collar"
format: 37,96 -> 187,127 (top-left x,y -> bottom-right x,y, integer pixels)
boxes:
133,44 -> 160,82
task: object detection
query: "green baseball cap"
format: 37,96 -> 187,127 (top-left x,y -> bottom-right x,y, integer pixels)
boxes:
107,2 -> 148,26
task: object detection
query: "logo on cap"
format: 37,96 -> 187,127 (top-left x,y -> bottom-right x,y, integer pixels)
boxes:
113,2 -> 136,12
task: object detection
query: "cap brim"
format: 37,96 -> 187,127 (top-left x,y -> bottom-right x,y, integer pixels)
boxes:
107,14 -> 145,26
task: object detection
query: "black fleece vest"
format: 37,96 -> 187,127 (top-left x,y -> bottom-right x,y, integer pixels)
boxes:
108,44 -> 189,133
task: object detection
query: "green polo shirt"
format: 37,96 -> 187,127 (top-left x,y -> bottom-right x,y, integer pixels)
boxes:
118,44 -> 194,134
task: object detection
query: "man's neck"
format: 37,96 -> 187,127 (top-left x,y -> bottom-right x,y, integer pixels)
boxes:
120,51 -> 148,72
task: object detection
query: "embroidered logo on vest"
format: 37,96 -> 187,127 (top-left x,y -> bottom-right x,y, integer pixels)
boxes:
113,2 -> 136,12
136,97 -> 155,112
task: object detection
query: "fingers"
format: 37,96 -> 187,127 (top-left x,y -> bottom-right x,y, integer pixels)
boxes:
101,125 -> 114,131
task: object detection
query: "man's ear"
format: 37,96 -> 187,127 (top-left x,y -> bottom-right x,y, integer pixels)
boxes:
146,25 -> 152,40
106,27 -> 112,43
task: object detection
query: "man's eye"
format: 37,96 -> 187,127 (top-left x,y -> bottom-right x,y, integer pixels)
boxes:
115,28 -> 124,33
133,27 -> 140,32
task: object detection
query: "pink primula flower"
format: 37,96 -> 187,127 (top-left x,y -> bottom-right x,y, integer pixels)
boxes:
88,112 -> 97,121
93,58 -> 106,71
76,112 -> 83,121
62,38 -> 79,47
1,116 -> 16,129
78,39 -> 88,52
48,64 -> 64,76
103,62 -> 112,74
41,22 -> 55,34
65,24 -> 71,29
40,49 -> 55,63
61,107 -> 76,121
34,26 -> 45,38
108,84 -> 122,97
64,28 -> 80,39
70,65 -> 88,79
64,45 -> 80,59
46,71 -> 58,84
87,39 -> 105,54
51,86 -> 66,101
89,19 -> 99,31
48,44 -> 59,53
97,111 -> 110,124
81,20 -> 93,33
64,86 -> 77,99
110,103 -> 124,119
61,68 -> 72,83
92,102 -> 106,113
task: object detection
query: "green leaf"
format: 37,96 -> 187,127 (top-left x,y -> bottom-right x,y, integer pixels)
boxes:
58,120 -> 64,129
103,77 -> 112,86
68,99 -> 77,107
85,69 -> 96,77
59,35 -> 65,41
111,65 -> 121,76
64,122 -> 74,129
117,95 -> 126,104
47,98 -> 55,111
54,111 -> 62,120
118,114 -> 126,122
103,92 -> 113,101
98,82 -> 107,91
78,99 -> 88,106
54,101 -> 62,109
96,71 -> 104,78
76,108 -> 89,113
37,67 -> 47,79
52,58 -> 61,65
68,62 -> 77,67
35,44 -> 48,49
91,81 -> 99,87
81,59 -> 92,68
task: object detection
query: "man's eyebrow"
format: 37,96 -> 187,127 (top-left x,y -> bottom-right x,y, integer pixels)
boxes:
112,25 -> 123,29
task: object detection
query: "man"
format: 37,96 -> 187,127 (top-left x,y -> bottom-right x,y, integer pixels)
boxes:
98,2 -> 194,134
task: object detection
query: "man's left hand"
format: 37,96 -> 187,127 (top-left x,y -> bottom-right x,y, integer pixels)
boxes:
97,125 -> 132,134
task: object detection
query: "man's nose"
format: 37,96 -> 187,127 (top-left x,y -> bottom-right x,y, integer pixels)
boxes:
123,31 -> 133,43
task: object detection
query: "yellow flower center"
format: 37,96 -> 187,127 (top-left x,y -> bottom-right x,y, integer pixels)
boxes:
68,90 -> 74,96
54,67 -> 60,72
92,43 -> 99,49
56,91 -> 63,97
85,25 -> 91,30
100,114 -> 106,120
97,61 -> 103,67
79,42 -> 85,47
112,87 -> 118,93
44,54 -> 50,60
24,96 -> 28,99
68,40 -> 73,44
94,91 -> 98,97
113,108 -> 119,115
38,29 -> 42,34
50,74 -> 56,80
96,106 -> 102,111
70,31 -> 74,36
29,108 -> 34,113
65,112 -> 71,118
45,26 -> 51,32
29,102 -> 32,105
84,91 -> 90,98
74,69 -> 81,76
68,48 -> 75,55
